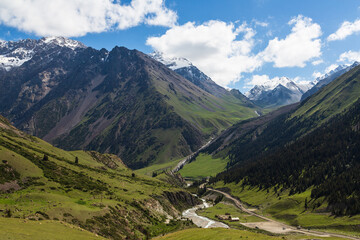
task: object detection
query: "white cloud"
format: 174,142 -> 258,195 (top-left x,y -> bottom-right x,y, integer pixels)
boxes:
147,20 -> 262,87
328,19 -> 360,41
338,50 -> 360,63
312,59 -> 324,66
0,0 -> 177,37
261,15 -> 322,68
253,20 -> 269,27
147,15 -> 322,87
246,74 -> 272,87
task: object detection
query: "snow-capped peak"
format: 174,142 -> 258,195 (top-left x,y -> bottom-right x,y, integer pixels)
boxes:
251,77 -> 295,91
40,37 -> 86,50
0,37 -> 86,71
149,51 -> 192,70
245,76 -> 314,102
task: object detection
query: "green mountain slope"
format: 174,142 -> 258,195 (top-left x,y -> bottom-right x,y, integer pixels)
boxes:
197,65 -> 360,171
292,65 -> 360,123
0,115 -> 199,239
177,65 -> 360,237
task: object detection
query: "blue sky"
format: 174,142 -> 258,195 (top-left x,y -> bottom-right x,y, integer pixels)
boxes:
1,0 -> 360,92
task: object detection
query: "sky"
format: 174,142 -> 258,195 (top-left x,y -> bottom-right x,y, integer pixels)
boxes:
1,0 -> 360,93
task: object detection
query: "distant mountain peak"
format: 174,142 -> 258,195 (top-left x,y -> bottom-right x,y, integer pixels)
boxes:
149,51 -> 192,70
40,36 -> 86,50
246,77 -> 314,108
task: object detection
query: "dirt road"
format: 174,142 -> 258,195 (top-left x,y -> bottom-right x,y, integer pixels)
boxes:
208,188 -> 360,240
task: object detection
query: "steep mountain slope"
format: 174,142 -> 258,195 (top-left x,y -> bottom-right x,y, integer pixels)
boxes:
291,63 -> 360,123
196,64 -> 360,217
246,77 -> 313,108
301,62 -> 359,101
0,115 -> 198,239
215,97 -> 360,216
203,64 -> 360,167
0,38 -> 258,169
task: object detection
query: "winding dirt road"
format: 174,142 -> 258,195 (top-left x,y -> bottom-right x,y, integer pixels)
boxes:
208,188 -> 360,240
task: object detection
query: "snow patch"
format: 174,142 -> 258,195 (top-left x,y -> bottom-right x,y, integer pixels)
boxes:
149,51 -> 192,70
41,37 -> 86,50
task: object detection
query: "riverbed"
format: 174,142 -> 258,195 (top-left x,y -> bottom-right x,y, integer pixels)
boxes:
182,199 -> 229,229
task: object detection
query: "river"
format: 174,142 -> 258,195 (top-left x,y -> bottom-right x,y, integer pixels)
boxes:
182,199 -> 229,229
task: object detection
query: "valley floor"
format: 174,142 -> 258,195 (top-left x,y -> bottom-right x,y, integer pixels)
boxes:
207,188 -> 360,240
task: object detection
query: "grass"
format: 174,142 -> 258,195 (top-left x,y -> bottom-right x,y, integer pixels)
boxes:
0,218 -> 105,240
0,146 -> 43,178
67,151 -> 105,168
212,181 -> 360,237
179,154 -> 228,179
135,158 -> 181,176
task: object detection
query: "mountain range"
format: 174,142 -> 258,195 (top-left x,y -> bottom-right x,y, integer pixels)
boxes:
245,77 -> 313,108
0,37 -> 258,169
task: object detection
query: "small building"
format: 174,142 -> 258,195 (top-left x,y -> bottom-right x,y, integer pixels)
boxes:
230,217 -> 239,222
216,215 -> 231,220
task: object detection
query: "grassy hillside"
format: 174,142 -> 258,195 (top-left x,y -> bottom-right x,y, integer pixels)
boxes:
0,116 -> 198,239
0,218 -> 105,240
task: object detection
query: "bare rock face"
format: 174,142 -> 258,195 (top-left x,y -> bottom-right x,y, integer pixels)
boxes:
162,191 -> 201,211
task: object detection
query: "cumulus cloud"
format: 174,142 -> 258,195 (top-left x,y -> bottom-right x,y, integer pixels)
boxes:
338,50 -> 360,63
0,0 -> 177,37
328,19 -> 360,41
261,15 -> 322,68
147,15 -> 323,87
147,20 -> 262,86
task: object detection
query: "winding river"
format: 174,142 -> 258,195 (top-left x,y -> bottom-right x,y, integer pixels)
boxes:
182,199 -> 229,229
